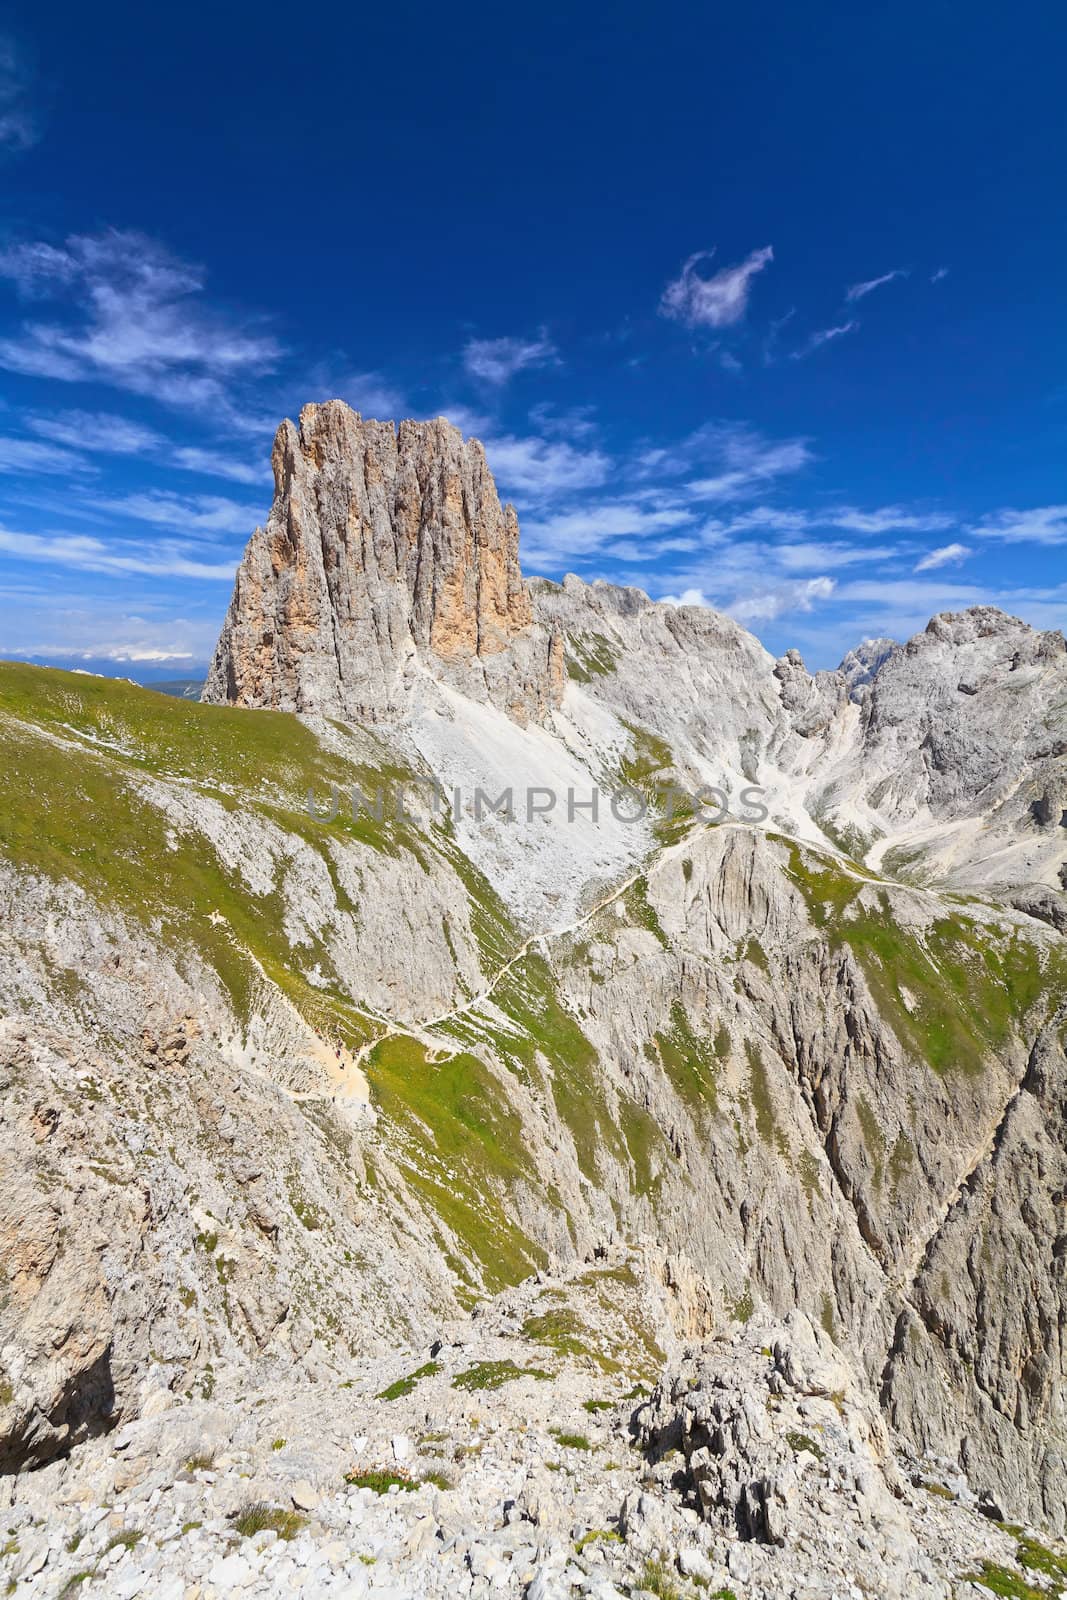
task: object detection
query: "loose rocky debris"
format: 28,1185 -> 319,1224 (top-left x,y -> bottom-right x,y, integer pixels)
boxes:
2,1254 -> 1062,1600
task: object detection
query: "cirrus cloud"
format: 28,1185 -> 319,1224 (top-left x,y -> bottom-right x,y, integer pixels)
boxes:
972,505 -> 1067,545
659,245 -> 774,329
463,330 -> 558,386
88,489 -> 264,539
482,433 -> 610,500
0,229 -> 282,411
0,435 -> 94,476
0,525 -> 237,580
789,320 -> 859,360
661,575 -> 837,623
845,268 -> 908,303
914,541 -> 971,571
28,409 -> 164,455
0,36 -> 39,154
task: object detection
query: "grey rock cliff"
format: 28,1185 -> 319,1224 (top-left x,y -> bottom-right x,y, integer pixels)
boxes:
203,401 -> 563,724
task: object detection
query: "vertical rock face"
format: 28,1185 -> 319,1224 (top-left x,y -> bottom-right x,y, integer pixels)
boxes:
203,401 -> 562,724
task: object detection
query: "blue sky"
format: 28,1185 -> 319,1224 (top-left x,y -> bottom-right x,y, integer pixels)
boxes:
0,0 -> 1064,675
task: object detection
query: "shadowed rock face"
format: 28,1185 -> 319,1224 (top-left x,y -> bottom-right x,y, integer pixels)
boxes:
203,401 -> 563,724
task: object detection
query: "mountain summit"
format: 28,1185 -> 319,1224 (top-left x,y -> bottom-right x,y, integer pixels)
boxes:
203,401 -> 563,724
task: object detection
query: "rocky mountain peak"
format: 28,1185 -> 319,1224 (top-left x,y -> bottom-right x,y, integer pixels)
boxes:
203,400 -> 563,724
838,636 -> 899,699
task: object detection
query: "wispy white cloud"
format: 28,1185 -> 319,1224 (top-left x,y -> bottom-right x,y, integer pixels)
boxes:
972,505 -> 1067,545
833,577 -> 989,610
507,415 -> 962,623
677,426 -> 813,501
28,409 -> 164,455
463,330 -> 558,386
0,229 -> 281,410
658,587 -> 708,608
705,505 -> 812,536
641,500 -> 968,639
604,534 -> 700,561
775,541 -> 896,571
661,574 -> 837,623
522,500 -> 694,565
931,266 -> 950,284
483,433 -> 610,500
828,505 -> 954,534
432,402 -> 493,439
845,268 -> 908,303
0,436 -> 95,476
0,36 -> 39,153
86,647 -> 196,662
682,503 -> 952,542
169,446 -> 264,485
528,402 -> 598,440
789,320 -> 859,360
0,526 -> 237,580
0,595 -> 221,666
26,409 -> 264,484
914,541 -> 971,571
761,308 -> 796,366
729,575 -> 837,622
659,246 -> 774,329
310,368 -> 407,420
89,489 -> 263,538
638,422 -> 812,498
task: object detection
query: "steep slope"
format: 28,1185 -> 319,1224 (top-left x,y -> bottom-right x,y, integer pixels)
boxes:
2,659 -> 1066,1534
3,406 -> 1067,1557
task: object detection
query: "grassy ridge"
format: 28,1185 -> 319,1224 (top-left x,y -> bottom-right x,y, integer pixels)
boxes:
783,840 -> 1067,1076
0,663 -> 449,1028
0,660 -> 420,856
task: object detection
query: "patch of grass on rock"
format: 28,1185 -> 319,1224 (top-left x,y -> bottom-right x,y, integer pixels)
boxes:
58,1577 -> 94,1600
419,1468 -> 453,1490
551,1429 -> 592,1451
376,1361 -> 441,1401
785,1430 -> 824,1461
104,1531 -> 143,1554
343,1468 -> 417,1494
522,1308 -> 594,1360
957,1562 -> 1048,1599
231,1504 -> 306,1540
1016,1534 -> 1067,1584
574,1528 -> 622,1552
451,1359 -> 550,1392
639,1555 -> 682,1600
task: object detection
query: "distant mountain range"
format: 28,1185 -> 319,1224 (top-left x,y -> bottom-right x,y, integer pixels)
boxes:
4,655 -> 210,692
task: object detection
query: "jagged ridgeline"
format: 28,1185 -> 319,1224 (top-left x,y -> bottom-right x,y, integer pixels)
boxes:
2,400 -> 1066,1542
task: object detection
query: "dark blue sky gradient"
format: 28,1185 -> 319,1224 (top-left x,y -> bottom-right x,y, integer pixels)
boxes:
0,0 -> 1064,670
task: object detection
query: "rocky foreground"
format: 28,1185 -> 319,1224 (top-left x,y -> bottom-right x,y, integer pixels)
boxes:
2,1251 -> 1065,1600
